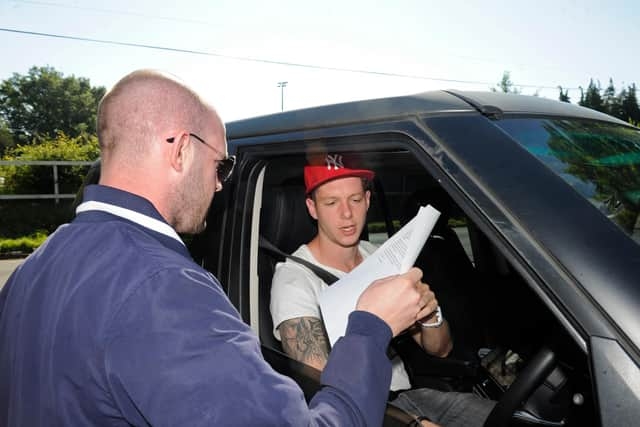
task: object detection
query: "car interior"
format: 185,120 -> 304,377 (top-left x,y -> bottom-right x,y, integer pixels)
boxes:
252,147 -> 598,426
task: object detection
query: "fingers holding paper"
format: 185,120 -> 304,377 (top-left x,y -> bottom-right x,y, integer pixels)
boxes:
413,281 -> 453,357
356,268 -> 424,337
416,282 -> 439,321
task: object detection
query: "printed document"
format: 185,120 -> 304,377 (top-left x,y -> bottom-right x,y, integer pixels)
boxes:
319,205 -> 441,346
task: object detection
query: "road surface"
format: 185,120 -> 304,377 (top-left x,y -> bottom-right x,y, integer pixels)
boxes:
0,258 -> 25,290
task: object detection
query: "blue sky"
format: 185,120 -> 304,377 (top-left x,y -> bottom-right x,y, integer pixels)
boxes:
1,0 -> 639,121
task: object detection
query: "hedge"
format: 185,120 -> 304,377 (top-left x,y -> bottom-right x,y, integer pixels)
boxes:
0,231 -> 48,254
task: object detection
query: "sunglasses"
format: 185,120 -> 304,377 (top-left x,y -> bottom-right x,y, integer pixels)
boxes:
166,133 -> 235,183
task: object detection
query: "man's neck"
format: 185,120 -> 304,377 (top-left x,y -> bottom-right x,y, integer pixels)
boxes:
307,236 -> 362,273
99,174 -> 172,228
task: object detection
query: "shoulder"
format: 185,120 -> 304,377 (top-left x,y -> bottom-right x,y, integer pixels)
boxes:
272,244 -> 326,294
291,244 -> 313,260
274,244 -> 315,277
105,265 -> 232,343
74,221 -> 226,320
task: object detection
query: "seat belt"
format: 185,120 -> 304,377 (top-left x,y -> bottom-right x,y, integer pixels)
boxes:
259,235 -> 399,360
259,236 -> 340,285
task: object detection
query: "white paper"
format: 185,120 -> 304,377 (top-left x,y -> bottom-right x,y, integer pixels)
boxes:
319,205 -> 441,346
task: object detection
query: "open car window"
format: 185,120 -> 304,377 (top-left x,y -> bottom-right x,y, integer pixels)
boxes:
253,141 -> 597,426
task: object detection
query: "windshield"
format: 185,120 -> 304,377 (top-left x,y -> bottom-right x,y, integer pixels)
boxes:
495,118 -> 640,243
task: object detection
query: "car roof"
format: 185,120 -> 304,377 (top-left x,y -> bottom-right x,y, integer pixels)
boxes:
446,90 -> 631,125
226,90 -> 631,139
226,90 -> 471,139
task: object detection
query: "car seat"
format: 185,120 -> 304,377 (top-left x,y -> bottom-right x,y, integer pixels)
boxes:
393,187 -> 487,390
258,179 -> 317,351
403,187 -> 486,357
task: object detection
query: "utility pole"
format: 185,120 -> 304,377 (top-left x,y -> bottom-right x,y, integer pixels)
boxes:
277,81 -> 288,111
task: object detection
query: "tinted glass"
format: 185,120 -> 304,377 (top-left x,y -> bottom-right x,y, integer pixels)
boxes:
495,118 -> 640,243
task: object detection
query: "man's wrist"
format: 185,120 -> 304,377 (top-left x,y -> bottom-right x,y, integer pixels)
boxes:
417,306 -> 443,328
347,311 -> 392,350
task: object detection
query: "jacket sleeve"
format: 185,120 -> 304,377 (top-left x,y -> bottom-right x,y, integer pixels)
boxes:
103,267 -> 392,427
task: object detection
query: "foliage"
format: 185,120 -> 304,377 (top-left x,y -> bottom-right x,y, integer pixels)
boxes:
0,132 -> 99,195
492,71 -> 521,94
578,79 -> 640,124
558,86 -> 571,103
0,231 -> 48,254
368,220 -> 400,233
0,199 -> 75,239
367,218 -> 466,234
0,120 -> 14,156
0,66 -> 105,144
579,79 -> 604,112
621,84 -> 640,124
544,121 -> 640,234
602,78 -> 622,117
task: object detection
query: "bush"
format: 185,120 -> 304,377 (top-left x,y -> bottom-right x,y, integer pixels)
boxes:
0,199 -> 75,239
0,132 -> 97,238
0,231 -> 48,254
368,221 -> 401,233
0,132 -> 99,195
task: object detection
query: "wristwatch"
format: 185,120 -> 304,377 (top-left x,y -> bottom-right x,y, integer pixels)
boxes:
418,306 -> 443,328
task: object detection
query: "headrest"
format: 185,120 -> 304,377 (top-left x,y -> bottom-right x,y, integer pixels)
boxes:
260,180 -> 317,254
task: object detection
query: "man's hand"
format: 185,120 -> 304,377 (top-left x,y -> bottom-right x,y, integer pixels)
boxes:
416,281 -> 439,322
412,281 -> 453,357
356,268 -> 429,337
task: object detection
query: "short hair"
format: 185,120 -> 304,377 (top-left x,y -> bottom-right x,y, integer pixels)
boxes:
96,70 -> 209,159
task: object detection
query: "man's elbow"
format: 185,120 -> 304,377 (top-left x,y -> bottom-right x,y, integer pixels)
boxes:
432,340 -> 453,358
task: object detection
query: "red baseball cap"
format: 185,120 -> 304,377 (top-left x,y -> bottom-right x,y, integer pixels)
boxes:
304,153 -> 375,195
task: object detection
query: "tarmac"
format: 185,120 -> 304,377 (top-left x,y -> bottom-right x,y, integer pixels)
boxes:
0,257 -> 25,290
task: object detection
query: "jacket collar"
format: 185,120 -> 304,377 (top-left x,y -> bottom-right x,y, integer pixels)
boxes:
75,185 -> 192,259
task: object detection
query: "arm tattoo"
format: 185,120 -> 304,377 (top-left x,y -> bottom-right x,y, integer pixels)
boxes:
278,317 -> 330,370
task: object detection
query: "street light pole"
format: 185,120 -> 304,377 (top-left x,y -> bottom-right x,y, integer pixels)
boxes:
277,81 -> 288,111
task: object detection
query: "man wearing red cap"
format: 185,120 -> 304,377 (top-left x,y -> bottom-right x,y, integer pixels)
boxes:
270,153 -> 495,426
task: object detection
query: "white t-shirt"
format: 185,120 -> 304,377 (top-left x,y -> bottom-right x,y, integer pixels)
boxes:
270,242 -> 412,392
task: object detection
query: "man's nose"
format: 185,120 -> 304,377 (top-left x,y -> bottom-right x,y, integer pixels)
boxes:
339,201 -> 352,218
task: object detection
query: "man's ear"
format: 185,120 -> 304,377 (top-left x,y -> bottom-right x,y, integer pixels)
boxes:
169,132 -> 190,173
365,190 -> 371,210
305,196 -> 318,220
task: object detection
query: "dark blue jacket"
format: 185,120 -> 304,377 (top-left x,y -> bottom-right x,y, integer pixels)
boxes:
0,185 -> 392,426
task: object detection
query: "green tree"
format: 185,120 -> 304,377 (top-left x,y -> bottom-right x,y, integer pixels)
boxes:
0,66 -> 105,144
0,119 -> 14,156
558,86 -> 571,103
492,71 -> 521,94
545,121 -> 640,233
579,79 -> 604,112
602,78 -> 623,118
621,83 -> 640,124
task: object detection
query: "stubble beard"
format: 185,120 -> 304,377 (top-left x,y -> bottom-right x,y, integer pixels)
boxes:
173,164 -> 213,235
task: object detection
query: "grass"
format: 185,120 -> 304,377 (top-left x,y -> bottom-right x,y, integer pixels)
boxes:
0,232 -> 48,254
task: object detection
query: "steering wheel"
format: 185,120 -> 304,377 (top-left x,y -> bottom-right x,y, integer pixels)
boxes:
483,347 -> 557,427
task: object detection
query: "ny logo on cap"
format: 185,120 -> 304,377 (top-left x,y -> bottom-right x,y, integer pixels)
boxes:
325,154 -> 344,170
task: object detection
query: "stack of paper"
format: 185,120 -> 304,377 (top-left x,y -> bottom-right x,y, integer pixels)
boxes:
319,205 -> 441,346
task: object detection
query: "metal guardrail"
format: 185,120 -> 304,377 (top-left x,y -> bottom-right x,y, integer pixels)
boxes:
0,160 -> 94,202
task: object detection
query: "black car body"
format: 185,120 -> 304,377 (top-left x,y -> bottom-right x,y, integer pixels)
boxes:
191,90 -> 640,426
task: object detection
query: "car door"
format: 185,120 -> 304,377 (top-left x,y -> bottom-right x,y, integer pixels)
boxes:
198,106 -> 640,426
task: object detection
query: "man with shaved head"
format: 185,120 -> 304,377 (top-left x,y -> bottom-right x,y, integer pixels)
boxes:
0,70 -> 433,426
